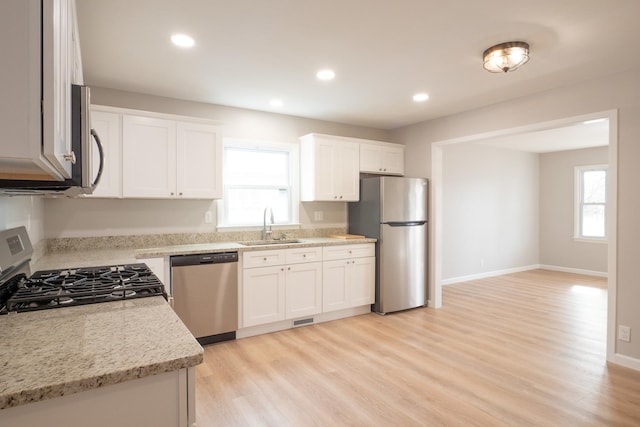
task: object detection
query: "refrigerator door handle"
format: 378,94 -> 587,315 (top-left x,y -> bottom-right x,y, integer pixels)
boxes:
384,221 -> 426,227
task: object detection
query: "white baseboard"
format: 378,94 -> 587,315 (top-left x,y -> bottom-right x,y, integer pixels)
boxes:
441,265 -> 539,286
608,353 -> 640,371
538,264 -> 608,278
442,264 -> 608,286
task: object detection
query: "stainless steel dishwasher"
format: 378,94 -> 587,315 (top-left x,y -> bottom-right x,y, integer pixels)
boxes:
170,252 -> 238,345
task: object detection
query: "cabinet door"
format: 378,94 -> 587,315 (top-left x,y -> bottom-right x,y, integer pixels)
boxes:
349,257 -> 375,307
285,262 -> 322,319
381,145 -> 404,175
360,143 -> 404,175
322,259 -> 350,312
122,115 -> 176,198
176,122 -> 222,199
359,144 -> 382,174
311,138 -> 339,201
42,0 -> 74,179
338,141 -> 360,201
87,111 -> 121,198
243,266 -> 286,327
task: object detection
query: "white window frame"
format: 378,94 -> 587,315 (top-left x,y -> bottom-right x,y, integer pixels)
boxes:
217,137 -> 299,229
574,164 -> 608,243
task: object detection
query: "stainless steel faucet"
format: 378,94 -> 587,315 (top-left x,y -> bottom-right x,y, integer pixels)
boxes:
262,207 -> 274,240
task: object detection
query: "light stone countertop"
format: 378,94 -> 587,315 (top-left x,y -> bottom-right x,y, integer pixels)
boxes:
134,237 -> 377,258
0,297 -> 203,410
6,236 -> 375,411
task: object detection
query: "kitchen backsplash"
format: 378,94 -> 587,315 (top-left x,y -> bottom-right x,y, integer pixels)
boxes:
45,227 -> 347,253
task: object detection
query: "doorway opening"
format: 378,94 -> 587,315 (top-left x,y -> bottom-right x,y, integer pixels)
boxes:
429,110 -> 618,361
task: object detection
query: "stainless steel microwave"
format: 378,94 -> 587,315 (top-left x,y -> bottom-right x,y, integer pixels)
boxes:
0,85 -> 104,196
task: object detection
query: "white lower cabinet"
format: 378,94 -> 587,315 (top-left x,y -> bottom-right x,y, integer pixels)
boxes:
322,244 -> 375,313
242,247 -> 323,328
241,243 -> 375,329
285,262 -> 322,319
243,265 -> 286,327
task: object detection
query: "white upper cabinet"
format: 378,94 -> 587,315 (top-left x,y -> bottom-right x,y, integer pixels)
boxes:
176,122 -> 223,199
123,115 -> 177,198
87,110 -> 121,198
121,113 -> 222,199
300,133 -> 360,202
359,141 -> 404,175
0,0 -> 81,180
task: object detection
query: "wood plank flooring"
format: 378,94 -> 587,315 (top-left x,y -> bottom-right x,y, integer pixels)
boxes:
195,269 -> 640,426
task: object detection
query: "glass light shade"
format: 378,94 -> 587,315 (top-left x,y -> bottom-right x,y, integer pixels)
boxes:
483,41 -> 530,73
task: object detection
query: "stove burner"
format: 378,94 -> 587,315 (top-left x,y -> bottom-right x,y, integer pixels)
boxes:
1,263 -> 166,314
111,287 -> 136,298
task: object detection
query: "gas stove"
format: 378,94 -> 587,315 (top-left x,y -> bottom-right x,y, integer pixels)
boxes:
0,227 -> 166,315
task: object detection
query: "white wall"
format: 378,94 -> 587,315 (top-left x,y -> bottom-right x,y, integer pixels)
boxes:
390,67 -> 640,363
442,143 -> 538,280
43,87 -> 392,238
539,147 -> 608,273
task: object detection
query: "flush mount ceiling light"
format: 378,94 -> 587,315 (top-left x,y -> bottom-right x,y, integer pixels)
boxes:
483,41 -> 530,73
171,33 -> 195,48
269,98 -> 284,107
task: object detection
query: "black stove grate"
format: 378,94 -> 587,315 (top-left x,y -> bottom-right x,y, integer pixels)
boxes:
0,263 -> 166,314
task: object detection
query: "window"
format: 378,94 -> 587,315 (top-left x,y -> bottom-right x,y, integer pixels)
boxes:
219,138 -> 299,227
575,165 -> 607,241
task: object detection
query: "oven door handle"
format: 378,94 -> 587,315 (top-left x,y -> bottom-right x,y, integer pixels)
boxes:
90,129 -> 105,188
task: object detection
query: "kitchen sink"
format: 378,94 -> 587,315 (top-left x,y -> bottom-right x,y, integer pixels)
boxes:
238,239 -> 302,246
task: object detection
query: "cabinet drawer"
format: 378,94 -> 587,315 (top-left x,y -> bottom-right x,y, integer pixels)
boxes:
285,246 -> 323,264
323,244 -> 374,261
243,250 -> 286,268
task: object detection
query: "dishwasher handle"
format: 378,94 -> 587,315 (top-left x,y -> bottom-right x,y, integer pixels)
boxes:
170,252 -> 238,267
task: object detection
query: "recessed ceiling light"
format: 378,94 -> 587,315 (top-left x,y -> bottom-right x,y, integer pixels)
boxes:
171,34 -> 195,48
269,98 -> 284,107
413,93 -> 429,102
316,69 -> 336,81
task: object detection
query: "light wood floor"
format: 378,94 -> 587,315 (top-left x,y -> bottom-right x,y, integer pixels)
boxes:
195,270 -> 640,426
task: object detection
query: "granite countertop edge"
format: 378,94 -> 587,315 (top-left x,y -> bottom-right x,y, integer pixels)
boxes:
0,298 -> 204,411
1,352 -> 203,410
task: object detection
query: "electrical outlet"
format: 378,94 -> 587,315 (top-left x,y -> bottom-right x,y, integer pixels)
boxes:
618,325 -> 631,342
314,211 -> 323,221
480,258 -> 485,268
204,211 -> 213,224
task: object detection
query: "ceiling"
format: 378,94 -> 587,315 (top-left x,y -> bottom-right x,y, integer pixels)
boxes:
76,0 -> 640,130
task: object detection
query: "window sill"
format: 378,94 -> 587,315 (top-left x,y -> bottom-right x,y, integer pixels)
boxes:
573,237 -> 608,244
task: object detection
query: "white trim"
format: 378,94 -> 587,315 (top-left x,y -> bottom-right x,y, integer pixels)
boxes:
431,109 -> 619,367
606,111 -> 619,366
538,264 -> 608,278
607,353 -> 640,371
441,265 -> 539,286
573,237 -> 608,244
441,265 -> 608,285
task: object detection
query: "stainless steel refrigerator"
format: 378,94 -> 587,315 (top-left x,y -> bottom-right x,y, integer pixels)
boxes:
348,176 -> 427,314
